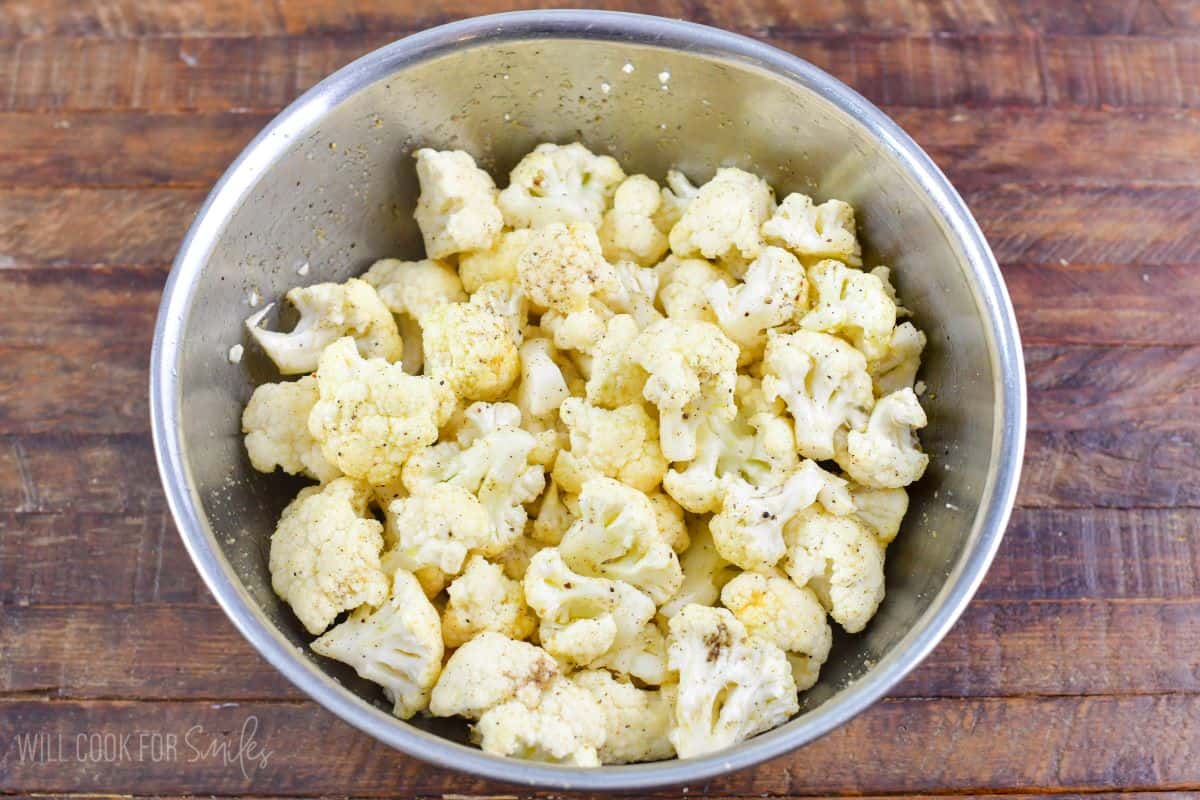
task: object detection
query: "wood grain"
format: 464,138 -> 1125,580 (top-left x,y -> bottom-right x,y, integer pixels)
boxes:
0,435 -> 162,514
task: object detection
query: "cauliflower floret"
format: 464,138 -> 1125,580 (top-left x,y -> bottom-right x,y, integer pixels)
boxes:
573,670 -> 676,764
706,246 -> 808,364
361,258 -> 466,320
761,193 -> 862,267
468,279 -> 528,347
648,490 -> 689,553
382,483 -> 491,576
709,460 -> 852,572
668,167 -> 774,266
721,571 -> 832,691
584,314 -> 648,408
412,148 -> 503,258
871,265 -> 910,315
246,278 -> 403,375
659,520 -> 739,619
268,478 -> 388,635
785,508 -> 886,633
553,398 -> 668,494
666,604 -> 798,758
517,221 -> 617,353
630,319 -> 739,462
655,169 -> 699,231
441,554 -> 537,647
593,620 -> 670,685
850,485 -> 909,544
474,676 -> 606,766
837,387 -> 929,489
242,375 -> 340,482
493,534 -> 547,582
523,549 -> 655,667
530,480 -> 578,546
498,142 -> 625,229
656,256 -> 732,322
801,259 -> 897,360
429,632 -> 560,719
515,336 -> 571,424
421,301 -> 520,402
558,477 -> 683,605
869,321 -> 927,397
458,228 -> 535,292
308,338 -> 456,485
599,260 -> 663,328
599,174 -> 670,266
311,568 -> 442,718
761,330 -> 873,461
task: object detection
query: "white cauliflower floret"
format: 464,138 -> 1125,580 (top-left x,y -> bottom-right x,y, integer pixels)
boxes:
469,279 -> 528,346
584,314 -> 648,408
630,319 -> 739,462
600,260 -> 663,328
709,460 -> 852,572
458,228 -> 534,292
593,620 -> 670,685
648,490 -> 689,553
558,477 -> 683,605
785,508 -> 886,633
268,478 -> 388,635
515,336 -> 572,425
553,398 -> 667,494
246,278 -> 403,375
850,485 -> 909,544
669,167 -> 774,266
518,221 -> 617,353
493,534 -> 547,582
837,387 -> 929,489
762,330 -> 873,461
429,632 -> 560,719
498,142 -> 625,229
659,520 -> 739,619
801,259 -> 897,360
599,174 -> 670,266
421,301 -> 520,401
530,480 -> 578,546
655,169 -> 699,230
761,193 -> 862,267
308,338 -> 456,485
869,321 -> 927,397
383,483 -> 490,576
413,148 -> 503,258
721,571 -> 832,691
474,677 -> 606,766
666,605 -> 798,758
242,375 -> 340,482
656,256 -> 732,322
311,568 -> 442,718
523,549 -> 655,667
706,246 -> 808,363
871,265 -> 909,315
573,670 -> 675,764
361,258 -> 466,319
441,554 -> 537,647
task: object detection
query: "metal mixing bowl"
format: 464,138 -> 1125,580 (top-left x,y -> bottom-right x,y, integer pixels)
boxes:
150,10 -> 1026,791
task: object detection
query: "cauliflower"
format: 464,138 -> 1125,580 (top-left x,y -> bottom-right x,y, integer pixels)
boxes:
458,228 -> 535,292
761,330 -> 873,461
721,571 -> 832,691
869,321 -> 927,397
412,148 -> 503,258
659,520 -> 739,619
530,480 -> 578,546
630,318 -> 739,462
599,260 -> 663,328
361,258 -> 466,319
666,604 -> 798,758
656,256 -> 731,322
493,534 -> 547,582
383,483 -> 491,576
706,246 -> 808,363
761,193 -> 862,267
851,485 -> 909,544
573,670 -> 675,764
558,477 -> 683,605
522,548 -> 655,667
308,338 -> 456,485
515,336 -> 571,424
801,259 -> 896,360
242,375 -> 340,482
469,279 -> 528,346
311,568 -> 442,718
268,478 -> 388,635
517,221 -> 617,353
498,142 -> 625,229
474,676 -> 607,765
593,619 -> 670,685
421,301 -> 520,401
441,554 -> 537,647
655,169 -> 699,230
429,632 -> 560,719
584,314 -> 648,408
245,278 -> 403,375
599,174 -> 670,266
648,490 -> 689,553
553,398 -> 667,494
785,508 -> 886,633
837,388 -> 929,489
669,167 -> 774,266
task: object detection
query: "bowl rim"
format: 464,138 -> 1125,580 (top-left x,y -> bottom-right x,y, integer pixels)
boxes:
150,9 -> 1027,791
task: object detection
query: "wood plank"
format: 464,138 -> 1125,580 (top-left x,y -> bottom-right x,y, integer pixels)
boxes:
1043,36 -> 1200,108
3,796 -> 1195,800
0,435 -> 163,514
2,695 -> 1198,795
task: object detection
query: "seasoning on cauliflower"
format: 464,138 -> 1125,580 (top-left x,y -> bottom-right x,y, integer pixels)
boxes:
655,169 -> 700,230
850,484 -> 910,544
630,318 -> 739,462
648,490 -> 690,553
657,256 -> 731,322
801,259 -> 897,360
761,192 -> 862,267
584,314 -> 648,408
362,257 -> 467,372
669,167 -> 774,267
761,329 -> 873,462
421,301 -> 520,401
785,508 -> 886,633
530,479 -> 578,546
498,142 -> 625,229
572,670 -> 676,764
268,478 -> 388,635
311,568 -> 443,718
720,571 -> 832,691
837,387 -> 929,489
659,520 -> 740,619
593,619 -> 670,685
308,337 -> 457,485
553,398 -> 668,494
666,604 -> 798,758
441,554 -> 536,647
599,174 -> 670,266
515,336 -> 571,425
474,676 -> 607,766
245,278 -> 403,375
706,246 -> 808,364
429,632 -> 560,719
469,279 -> 528,347
242,375 -> 341,482
869,321 -> 927,397
458,228 -> 535,292
599,260 -> 663,328
383,483 -> 491,577
413,148 -> 503,258
493,534 -> 547,582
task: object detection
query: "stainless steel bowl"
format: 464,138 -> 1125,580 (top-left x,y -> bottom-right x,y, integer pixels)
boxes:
150,10 -> 1026,791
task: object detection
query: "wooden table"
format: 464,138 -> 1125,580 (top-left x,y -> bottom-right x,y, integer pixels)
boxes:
2,1 -> 1199,797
